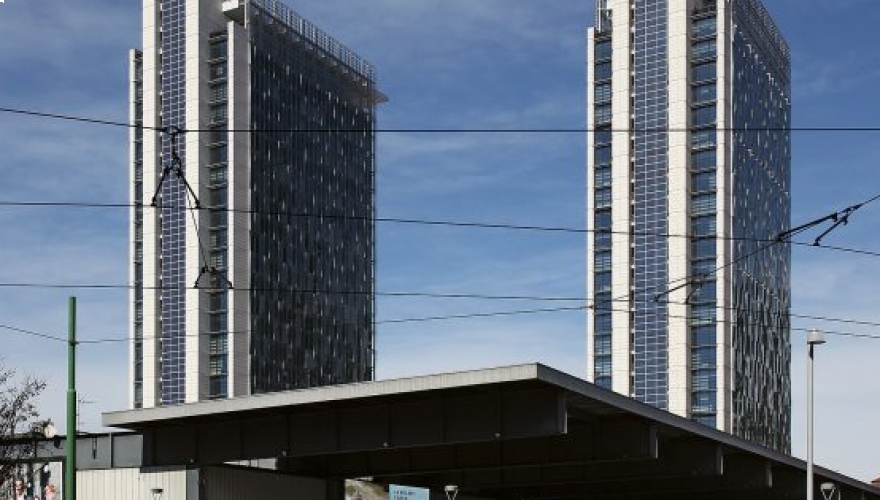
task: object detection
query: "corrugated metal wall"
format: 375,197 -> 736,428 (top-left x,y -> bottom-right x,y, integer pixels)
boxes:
77,467 -> 190,500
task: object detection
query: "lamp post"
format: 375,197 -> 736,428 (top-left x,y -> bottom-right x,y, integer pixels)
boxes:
807,329 -> 826,500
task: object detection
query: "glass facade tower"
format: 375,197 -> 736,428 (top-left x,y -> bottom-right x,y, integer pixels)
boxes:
586,0 -> 791,452
129,0 -> 383,408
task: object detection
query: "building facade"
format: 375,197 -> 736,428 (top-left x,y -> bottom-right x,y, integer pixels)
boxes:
586,0 -> 791,451
129,0 -> 382,408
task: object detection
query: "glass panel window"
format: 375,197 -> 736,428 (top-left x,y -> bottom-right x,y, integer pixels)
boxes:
692,390 -> 717,412
692,17 -> 717,39
208,145 -> 228,165
692,325 -> 716,346
595,104 -> 612,125
595,40 -> 612,61
693,415 -> 716,427
209,63 -> 227,80
692,105 -> 716,128
692,149 -> 716,170
693,83 -> 716,104
594,271 -> 612,293
692,346 -> 716,368
691,304 -> 716,325
595,145 -> 612,166
692,369 -> 717,391
594,355 -> 612,377
209,335 -> 228,355
692,39 -> 716,60
692,258 -> 716,277
209,356 -> 228,376
595,187 -> 612,209
594,129 -> 612,145
690,280 -> 717,303
692,193 -> 716,215
595,83 -> 612,104
210,104 -> 228,123
209,39 -> 227,60
692,237 -> 716,259
209,166 -> 228,184
594,336 -> 612,356
209,313 -> 228,332
691,214 -> 716,236
594,251 -> 612,272
595,61 -> 612,81
595,211 -> 612,230
595,167 -> 612,188
692,171 -> 716,193
595,314 -> 612,333
692,129 -> 716,149
210,84 -> 228,102
692,62 -> 716,82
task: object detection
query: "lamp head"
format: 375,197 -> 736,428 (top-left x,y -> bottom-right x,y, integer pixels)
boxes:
807,329 -> 826,346
820,483 -> 836,493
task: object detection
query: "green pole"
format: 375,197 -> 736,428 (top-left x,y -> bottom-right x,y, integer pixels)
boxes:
65,297 -> 77,500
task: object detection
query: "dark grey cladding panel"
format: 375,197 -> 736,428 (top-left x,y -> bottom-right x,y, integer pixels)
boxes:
243,415 -> 288,458
77,435 -> 113,469
389,399 -> 445,446
197,419 -> 243,462
289,410 -> 339,456
338,404 -> 390,451
148,425 -> 197,466
111,433 -> 143,468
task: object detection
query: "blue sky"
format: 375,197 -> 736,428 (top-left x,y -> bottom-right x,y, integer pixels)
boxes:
1,0 -> 879,483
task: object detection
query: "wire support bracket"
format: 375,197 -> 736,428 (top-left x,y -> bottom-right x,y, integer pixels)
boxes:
150,126 -> 201,208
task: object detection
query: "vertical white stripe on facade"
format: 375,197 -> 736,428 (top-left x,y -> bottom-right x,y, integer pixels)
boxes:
716,0 -> 732,433
228,16 -> 252,398
140,0 -> 160,409
666,0 -> 691,420
609,0 -> 632,397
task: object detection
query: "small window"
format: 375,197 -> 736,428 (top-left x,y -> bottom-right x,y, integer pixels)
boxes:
595,315 -> 612,334
594,336 -> 612,356
595,145 -> 612,166
691,258 -> 716,277
692,325 -> 716,347
691,346 -> 716,368
594,251 -> 612,272
692,129 -> 716,149
209,39 -> 228,60
595,61 -> 612,81
595,40 -> 612,61
692,62 -> 716,82
595,104 -> 612,125
692,149 -> 716,170
595,82 -> 612,104
691,390 -> 717,411
210,104 -> 228,124
692,170 -> 716,192
690,280 -> 717,303
594,129 -> 612,145
595,187 -> 612,209
692,17 -> 717,39
692,39 -> 716,60
692,105 -> 716,128
594,271 -> 612,293
693,82 -> 716,104
691,236 -> 716,259
691,214 -> 716,236
692,370 -> 717,391
594,166 -> 612,188
209,63 -> 227,80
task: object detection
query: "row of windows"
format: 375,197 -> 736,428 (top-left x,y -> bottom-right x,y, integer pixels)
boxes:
593,35 -> 612,390
689,15 -> 718,424
207,35 -> 229,399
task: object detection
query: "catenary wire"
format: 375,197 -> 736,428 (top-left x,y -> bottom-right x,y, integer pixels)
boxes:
8,105 -> 880,133
2,200 -> 880,260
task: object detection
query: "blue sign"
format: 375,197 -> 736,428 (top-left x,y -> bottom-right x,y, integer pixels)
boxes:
390,484 -> 430,500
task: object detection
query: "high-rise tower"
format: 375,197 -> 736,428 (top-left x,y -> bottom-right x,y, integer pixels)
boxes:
586,0 -> 791,451
129,0 -> 383,408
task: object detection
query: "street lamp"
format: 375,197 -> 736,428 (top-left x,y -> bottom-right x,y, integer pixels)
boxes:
807,329 -> 826,500
150,487 -> 164,500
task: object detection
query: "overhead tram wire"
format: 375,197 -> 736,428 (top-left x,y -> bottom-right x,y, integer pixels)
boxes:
2,200 -> 880,260
7,105 -> 880,134
4,278 -> 880,334
6,301 -> 880,346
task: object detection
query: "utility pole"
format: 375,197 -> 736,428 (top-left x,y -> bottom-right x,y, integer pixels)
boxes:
65,297 -> 77,500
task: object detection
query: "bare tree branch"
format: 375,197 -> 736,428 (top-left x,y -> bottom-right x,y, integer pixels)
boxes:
0,362 -> 47,490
